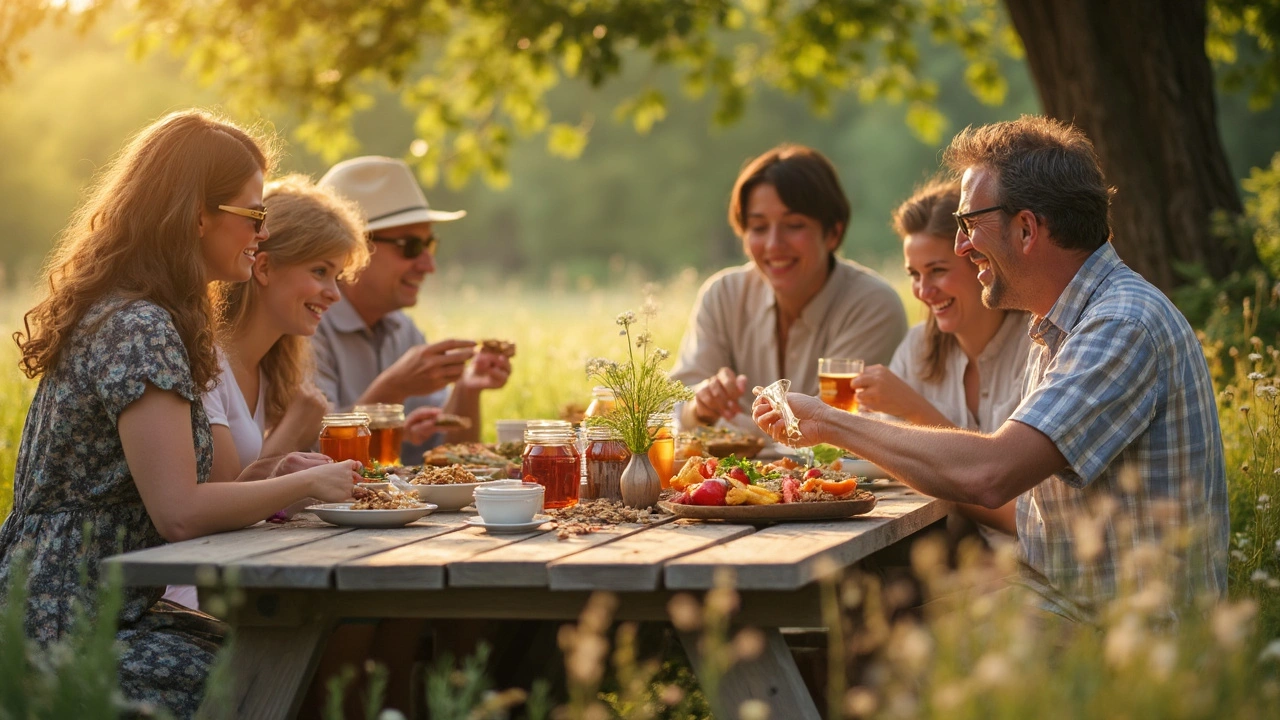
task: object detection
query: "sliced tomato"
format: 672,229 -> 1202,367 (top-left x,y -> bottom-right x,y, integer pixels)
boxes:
728,467 -> 751,485
699,458 -> 719,479
803,468 -> 824,480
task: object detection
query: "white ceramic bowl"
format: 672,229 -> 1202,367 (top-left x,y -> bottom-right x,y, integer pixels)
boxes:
473,482 -> 544,524
410,480 -> 489,511
494,420 -> 529,444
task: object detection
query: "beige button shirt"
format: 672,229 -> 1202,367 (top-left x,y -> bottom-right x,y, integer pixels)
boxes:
671,258 -> 907,437
886,310 -> 1033,431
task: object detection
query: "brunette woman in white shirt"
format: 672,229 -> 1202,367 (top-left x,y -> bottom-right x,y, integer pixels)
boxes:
853,179 -> 1030,538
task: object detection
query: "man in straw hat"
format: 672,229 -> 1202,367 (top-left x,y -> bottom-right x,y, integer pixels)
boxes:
314,156 -> 512,461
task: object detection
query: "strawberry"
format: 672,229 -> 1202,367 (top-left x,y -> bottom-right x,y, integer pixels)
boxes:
728,467 -> 751,485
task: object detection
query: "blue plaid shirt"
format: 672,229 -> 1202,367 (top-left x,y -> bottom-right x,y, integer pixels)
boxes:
1010,243 -> 1228,621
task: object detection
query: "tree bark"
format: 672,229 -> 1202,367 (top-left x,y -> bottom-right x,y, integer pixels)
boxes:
1003,0 -> 1256,293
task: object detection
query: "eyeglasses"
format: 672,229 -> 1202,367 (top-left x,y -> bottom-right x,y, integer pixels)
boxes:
953,205 -> 1007,236
218,204 -> 267,234
370,233 -> 438,259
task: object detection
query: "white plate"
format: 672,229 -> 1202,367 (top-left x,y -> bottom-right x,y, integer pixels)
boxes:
308,502 -> 437,528
464,515 -> 552,534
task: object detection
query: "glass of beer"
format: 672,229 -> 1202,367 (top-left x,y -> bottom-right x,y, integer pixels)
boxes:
818,357 -> 864,412
354,403 -> 405,467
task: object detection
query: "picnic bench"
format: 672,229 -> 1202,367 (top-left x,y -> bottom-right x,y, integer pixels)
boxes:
105,487 -> 949,719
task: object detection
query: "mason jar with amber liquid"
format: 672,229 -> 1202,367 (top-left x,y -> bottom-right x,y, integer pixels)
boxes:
320,412 -> 371,467
585,425 -> 629,501
354,403 -> 405,467
522,422 -> 580,509
584,386 -> 617,419
647,412 -> 676,488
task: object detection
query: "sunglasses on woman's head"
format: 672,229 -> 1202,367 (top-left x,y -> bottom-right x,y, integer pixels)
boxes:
218,204 -> 267,234
369,233 -> 438,259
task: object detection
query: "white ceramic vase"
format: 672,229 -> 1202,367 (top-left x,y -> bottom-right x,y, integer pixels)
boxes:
620,452 -> 661,508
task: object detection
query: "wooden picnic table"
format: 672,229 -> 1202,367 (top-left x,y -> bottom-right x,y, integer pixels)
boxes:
105,486 -> 949,719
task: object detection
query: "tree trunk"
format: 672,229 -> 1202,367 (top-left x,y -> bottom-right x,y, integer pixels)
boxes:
1003,0 -> 1257,293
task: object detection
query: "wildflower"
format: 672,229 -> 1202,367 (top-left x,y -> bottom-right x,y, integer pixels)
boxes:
1074,515 -> 1105,563
1260,639 -> 1280,663
1250,353 -> 1263,362
1232,549 -> 1247,562
634,331 -> 652,348
738,700 -> 770,720
1249,371 -> 1268,380
1275,538 -> 1280,555
615,311 -> 636,327
1257,385 -> 1280,399
1148,640 -> 1178,682
973,652 -> 1014,688
1105,613 -> 1144,666
1259,494 -> 1272,510
845,687 -> 878,717
1240,405 -> 1251,416
378,711 -> 408,720
888,623 -> 933,675
666,594 -> 702,631
1212,600 -> 1258,651
732,628 -> 766,661
1251,569 -> 1272,583
932,683 -> 968,712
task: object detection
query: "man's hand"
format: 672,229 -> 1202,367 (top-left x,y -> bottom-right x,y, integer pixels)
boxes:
692,367 -> 748,422
457,347 -> 512,391
378,339 -> 476,399
751,391 -> 835,446
404,406 -> 443,444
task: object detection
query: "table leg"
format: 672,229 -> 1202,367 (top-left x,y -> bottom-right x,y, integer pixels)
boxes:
198,620 -> 333,720
678,627 -> 821,720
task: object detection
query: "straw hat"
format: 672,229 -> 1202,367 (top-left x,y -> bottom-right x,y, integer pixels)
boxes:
318,156 -> 466,232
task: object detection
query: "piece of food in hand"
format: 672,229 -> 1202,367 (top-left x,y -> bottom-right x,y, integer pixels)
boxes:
477,339 -> 517,358
433,413 -> 473,429
688,478 -> 729,506
671,457 -> 706,492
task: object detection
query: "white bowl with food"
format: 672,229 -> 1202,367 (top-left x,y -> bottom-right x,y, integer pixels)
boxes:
473,481 -> 545,524
407,464 -> 502,511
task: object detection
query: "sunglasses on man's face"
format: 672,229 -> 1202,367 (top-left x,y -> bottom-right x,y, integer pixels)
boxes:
217,204 -> 267,234
370,233 -> 438,259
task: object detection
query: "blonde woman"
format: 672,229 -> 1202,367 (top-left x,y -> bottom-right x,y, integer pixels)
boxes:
0,111 -> 361,718
852,180 -> 1030,539
205,175 -> 371,481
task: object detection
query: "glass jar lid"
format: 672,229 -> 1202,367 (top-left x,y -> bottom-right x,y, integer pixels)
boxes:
647,412 -> 674,427
524,426 -> 576,444
321,412 -> 370,428
584,424 -> 622,441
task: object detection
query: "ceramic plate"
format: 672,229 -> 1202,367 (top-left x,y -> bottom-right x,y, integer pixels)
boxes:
464,515 -> 552,534
658,494 -> 876,523
409,480 -> 502,511
308,502 -> 437,528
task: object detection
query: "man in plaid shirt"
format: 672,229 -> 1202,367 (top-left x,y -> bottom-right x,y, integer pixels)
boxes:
752,116 -> 1228,622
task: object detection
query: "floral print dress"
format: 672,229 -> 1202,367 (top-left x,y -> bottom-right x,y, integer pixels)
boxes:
0,298 -> 223,718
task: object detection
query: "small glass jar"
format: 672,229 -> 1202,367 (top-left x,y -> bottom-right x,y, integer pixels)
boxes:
585,426 -> 630,501
353,403 -> 405,467
584,386 -> 617,419
522,423 -> 580,509
647,412 -> 676,488
320,412 -> 372,467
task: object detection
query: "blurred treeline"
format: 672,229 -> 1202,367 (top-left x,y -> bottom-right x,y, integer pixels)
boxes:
1,10 -> 1278,289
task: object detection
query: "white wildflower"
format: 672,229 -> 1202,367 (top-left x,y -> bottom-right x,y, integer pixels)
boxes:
1105,613 -> 1144,666
1249,371 -> 1267,381
1251,569 -> 1272,584
1274,539 -> 1280,555
1232,549 -> 1248,562
1148,640 -> 1178,682
1212,600 -> 1258,651
845,687 -> 878,717
1250,352 -> 1263,361
1257,385 -> 1280,399
1259,494 -> 1272,509
615,311 -> 636,327
738,700 -> 770,720
973,652 -> 1014,688
654,348 -> 670,362
634,331 -> 652,348
1260,639 -> 1280,663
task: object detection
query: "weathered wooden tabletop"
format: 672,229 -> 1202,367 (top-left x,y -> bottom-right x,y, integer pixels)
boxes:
106,486 -> 949,720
